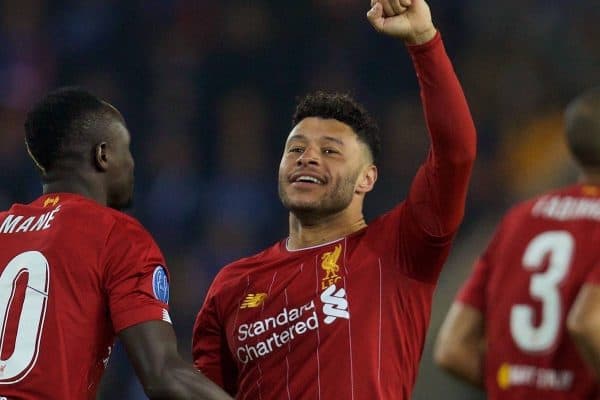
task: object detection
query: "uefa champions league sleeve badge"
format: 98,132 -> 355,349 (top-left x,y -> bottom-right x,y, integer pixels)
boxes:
152,266 -> 170,304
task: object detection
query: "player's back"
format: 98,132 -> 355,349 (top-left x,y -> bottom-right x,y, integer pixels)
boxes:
0,193 -> 131,399
482,184 -> 600,399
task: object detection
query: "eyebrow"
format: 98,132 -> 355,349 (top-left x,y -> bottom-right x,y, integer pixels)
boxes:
287,134 -> 345,146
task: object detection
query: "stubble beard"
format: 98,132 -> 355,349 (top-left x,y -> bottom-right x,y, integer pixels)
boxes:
278,174 -> 357,222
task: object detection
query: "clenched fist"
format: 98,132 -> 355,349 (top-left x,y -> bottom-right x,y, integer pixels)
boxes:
367,0 -> 437,45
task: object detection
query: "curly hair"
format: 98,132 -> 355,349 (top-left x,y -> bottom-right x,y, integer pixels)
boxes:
292,91 -> 381,164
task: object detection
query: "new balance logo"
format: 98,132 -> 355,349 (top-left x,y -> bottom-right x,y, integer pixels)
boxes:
320,284 -> 349,324
241,293 -> 268,309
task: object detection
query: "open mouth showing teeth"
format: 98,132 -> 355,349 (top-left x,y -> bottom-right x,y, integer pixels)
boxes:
294,176 -> 324,184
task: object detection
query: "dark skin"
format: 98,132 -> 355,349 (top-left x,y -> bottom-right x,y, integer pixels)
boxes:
120,321 -> 232,399
39,102 -> 232,400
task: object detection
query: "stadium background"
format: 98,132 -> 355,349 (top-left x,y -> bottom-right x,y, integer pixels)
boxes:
0,0 -> 598,398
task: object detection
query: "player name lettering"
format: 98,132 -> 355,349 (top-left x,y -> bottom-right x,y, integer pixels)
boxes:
0,206 -> 61,234
532,195 -> 600,221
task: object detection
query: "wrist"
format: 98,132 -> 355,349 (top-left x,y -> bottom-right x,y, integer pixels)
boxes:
404,26 -> 437,46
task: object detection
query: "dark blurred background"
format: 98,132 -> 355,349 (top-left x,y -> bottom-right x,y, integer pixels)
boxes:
0,0 -> 598,398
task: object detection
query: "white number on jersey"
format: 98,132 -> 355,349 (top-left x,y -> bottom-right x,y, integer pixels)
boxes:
510,231 -> 574,352
0,251 -> 50,383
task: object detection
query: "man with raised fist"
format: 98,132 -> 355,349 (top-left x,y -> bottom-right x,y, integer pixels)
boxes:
193,1 -> 476,398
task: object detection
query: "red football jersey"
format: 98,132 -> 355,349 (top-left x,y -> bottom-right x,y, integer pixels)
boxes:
0,193 -> 171,400
458,184 -> 600,399
194,209 -> 454,399
193,33 -> 477,399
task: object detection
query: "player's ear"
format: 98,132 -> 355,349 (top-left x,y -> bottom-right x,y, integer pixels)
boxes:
94,142 -> 109,172
355,164 -> 377,194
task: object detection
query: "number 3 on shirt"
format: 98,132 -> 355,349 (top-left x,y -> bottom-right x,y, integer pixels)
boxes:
0,251 -> 49,383
510,231 -> 574,353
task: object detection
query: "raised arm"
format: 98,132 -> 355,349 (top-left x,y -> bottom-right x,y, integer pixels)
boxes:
567,283 -> 600,379
119,321 -> 233,400
434,302 -> 485,388
368,0 -> 477,237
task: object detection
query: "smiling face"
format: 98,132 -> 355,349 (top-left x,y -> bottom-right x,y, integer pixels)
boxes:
278,117 -> 376,219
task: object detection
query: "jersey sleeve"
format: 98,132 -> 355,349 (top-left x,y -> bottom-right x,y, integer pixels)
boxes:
404,33 -> 476,239
382,33 -> 476,282
456,256 -> 491,312
102,219 -> 171,333
192,283 -> 238,396
455,222 -> 505,311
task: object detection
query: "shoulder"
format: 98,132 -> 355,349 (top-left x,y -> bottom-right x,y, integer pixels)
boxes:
367,201 -> 408,230
500,189 -> 567,225
87,207 -> 164,265
48,196 -> 121,238
104,208 -> 156,243
209,241 -> 282,293
48,196 -> 150,238
504,199 -> 536,221
486,193 -> 560,245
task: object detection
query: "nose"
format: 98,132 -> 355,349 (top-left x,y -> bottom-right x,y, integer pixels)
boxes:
296,147 -> 320,166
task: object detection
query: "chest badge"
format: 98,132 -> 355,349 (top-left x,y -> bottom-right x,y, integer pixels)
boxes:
321,244 -> 342,290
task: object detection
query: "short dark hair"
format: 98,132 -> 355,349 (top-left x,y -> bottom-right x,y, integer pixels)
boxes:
565,87 -> 600,169
25,87 -> 113,174
292,91 -> 381,164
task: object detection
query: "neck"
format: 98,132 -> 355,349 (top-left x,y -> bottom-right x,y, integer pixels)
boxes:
286,206 -> 367,250
42,171 -> 106,206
